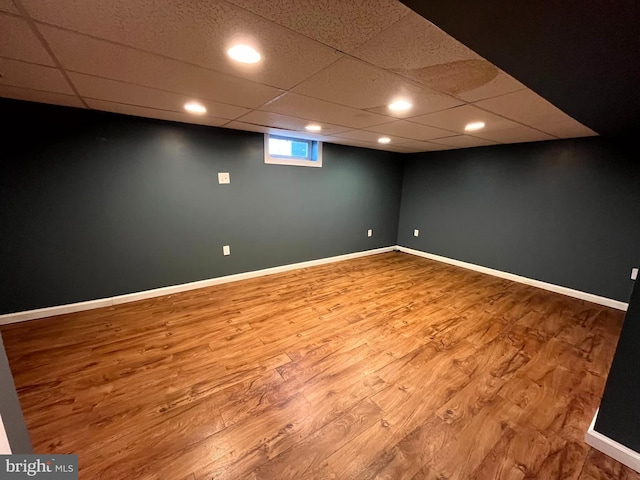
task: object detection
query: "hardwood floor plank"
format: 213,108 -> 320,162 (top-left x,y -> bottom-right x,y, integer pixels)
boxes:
578,448 -> 640,480
0,252 -> 629,479
367,415 -> 453,480
245,398 -> 384,480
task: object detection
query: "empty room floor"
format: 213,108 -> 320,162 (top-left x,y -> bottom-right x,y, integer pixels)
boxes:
2,252 -> 638,479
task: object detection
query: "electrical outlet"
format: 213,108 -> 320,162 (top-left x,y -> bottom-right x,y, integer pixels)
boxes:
223,245 -> 230,256
632,268 -> 639,280
218,172 -> 230,184
414,229 -> 419,237
367,229 -> 372,237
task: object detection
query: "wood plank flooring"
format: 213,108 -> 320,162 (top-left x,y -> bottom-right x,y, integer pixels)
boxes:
2,252 -> 637,479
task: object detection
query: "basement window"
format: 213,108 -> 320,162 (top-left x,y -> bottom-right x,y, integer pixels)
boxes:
264,134 -> 322,167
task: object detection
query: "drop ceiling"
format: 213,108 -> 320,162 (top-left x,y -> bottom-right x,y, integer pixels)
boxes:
0,0 -> 597,153
401,0 -> 640,138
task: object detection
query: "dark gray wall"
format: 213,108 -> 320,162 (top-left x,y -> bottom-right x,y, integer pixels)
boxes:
0,99 -> 403,314
595,278 -> 640,451
0,333 -> 32,453
397,137 -> 640,302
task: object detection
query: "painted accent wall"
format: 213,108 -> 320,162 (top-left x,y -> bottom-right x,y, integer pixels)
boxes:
397,137 -> 640,302
2,97 -> 639,458
0,99 -> 404,315
595,278 -> 640,452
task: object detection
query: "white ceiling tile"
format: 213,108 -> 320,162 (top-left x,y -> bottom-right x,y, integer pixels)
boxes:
430,135 -> 499,148
333,129 -> 414,145
392,139 -> 456,151
261,92 -> 391,129
224,121 -> 330,142
69,73 -> 250,120
292,57 -> 462,116
0,58 -> 73,94
3,1 -> 596,151
22,0 -> 342,89
534,119 -> 598,138
475,90 -> 598,137
377,144 -> 417,153
0,14 -> 54,66
225,122 -> 300,138
474,89 -> 567,127
354,11 -> 507,96
0,0 -> 19,14
223,121 -> 269,134
39,26 -> 283,109
353,12 -> 522,100
324,136 -> 411,153
235,111 -> 350,136
86,99 -> 230,127
409,105 -> 519,133
355,12 -> 478,69
473,126 -> 556,143
0,84 -> 84,108
365,119 -> 456,141
455,72 -> 526,102
225,0 -> 410,52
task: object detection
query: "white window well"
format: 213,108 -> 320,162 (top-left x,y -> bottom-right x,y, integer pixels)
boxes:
264,134 -> 322,167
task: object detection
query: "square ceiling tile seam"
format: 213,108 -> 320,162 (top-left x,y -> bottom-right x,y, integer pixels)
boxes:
50,68 -> 277,119
15,0 -> 511,111
0,11 -> 56,66
3,3 -> 520,118
21,19 -> 310,94
350,11 -> 526,102
10,0 -> 87,107
82,98 -> 236,123
84,98 -> 233,128
232,110 -> 352,136
218,3 -> 526,122
288,54 -> 465,115
67,72 -> 252,121
238,32 -> 567,138
1,0 -> 598,153
232,108 -> 462,143
18,0 -> 345,91
221,0 -> 413,54
213,0 -> 434,98
467,99 -> 563,139
0,84 -> 86,108
403,98 -> 562,139
15,16 -> 354,113
0,56 -> 74,94
21,3 -> 465,119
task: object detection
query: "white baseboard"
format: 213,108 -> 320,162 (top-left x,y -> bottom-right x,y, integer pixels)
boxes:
396,246 -> 628,311
1,245 -> 627,325
0,246 -> 396,325
586,410 -> 640,473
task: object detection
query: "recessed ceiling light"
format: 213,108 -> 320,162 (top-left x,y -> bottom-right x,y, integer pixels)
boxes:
305,124 -> 322,132
378,137 -> 391,144
465,121 -> 485,131
388,100 -> 412,112
227,44 -> 262,64
184,102 -> 207,114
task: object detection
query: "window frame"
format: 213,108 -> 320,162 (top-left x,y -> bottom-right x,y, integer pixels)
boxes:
264,133 -> 323,167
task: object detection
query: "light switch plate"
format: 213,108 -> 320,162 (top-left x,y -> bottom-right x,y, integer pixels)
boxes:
632,268 -> 638,280
414,229 -> 419,237
223,245 -> 230,256
218,172 -> 230,184
367,229 -> 372,237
